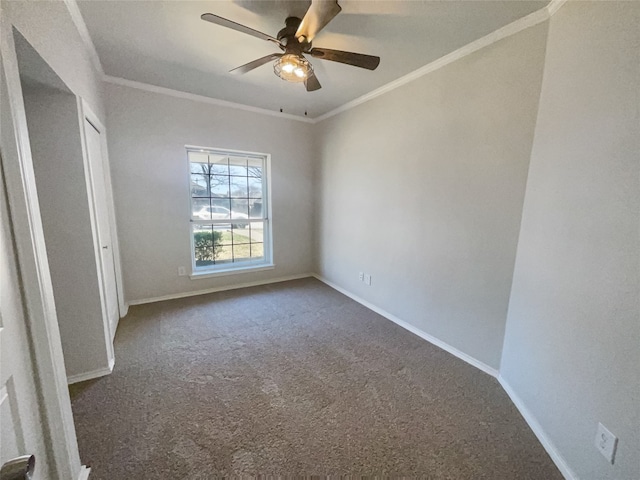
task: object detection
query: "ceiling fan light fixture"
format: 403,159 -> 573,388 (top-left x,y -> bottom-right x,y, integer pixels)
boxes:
274,54 -> 312,83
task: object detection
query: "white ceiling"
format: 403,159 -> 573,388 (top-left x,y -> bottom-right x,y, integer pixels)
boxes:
77,0 -> 549,118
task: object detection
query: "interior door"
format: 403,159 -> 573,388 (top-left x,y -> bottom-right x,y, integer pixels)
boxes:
84,118 -> 119,338
0,144 -> 50,479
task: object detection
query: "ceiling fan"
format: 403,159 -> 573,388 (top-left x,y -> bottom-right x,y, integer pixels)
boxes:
201,0 -> 380,92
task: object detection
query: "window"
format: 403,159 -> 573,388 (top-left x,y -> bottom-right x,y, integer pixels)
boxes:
188,147 -> 272,275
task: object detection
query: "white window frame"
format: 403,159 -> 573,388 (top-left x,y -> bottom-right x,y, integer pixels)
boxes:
186,145 -> 273,278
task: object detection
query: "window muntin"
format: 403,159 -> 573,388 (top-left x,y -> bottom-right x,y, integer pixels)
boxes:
188,148 -> 270,273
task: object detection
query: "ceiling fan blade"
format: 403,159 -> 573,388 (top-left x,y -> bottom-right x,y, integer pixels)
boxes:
295,0 -> 342,43
305,71 -> 322,91
201,13 -> 281,46
309,48 -> 380,70
230,53 -> 283,75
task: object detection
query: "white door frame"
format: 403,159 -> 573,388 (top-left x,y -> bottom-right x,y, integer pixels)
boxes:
1,8 -> 84,480
78,99 -> 127,342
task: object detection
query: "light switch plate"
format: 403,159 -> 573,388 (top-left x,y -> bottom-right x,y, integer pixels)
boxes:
364,274 -> 371,286
595,422 -> 618,464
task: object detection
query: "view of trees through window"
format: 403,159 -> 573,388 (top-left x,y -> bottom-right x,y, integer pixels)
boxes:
188,149 -> 268,270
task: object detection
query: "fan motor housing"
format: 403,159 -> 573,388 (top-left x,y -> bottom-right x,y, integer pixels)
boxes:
277,17 -> 311,53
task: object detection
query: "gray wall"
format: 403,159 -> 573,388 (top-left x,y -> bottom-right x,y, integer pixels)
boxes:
314,22 -> 548,370
105,83 -> 316,302
99,3 -> 640,478
23,86 -> 111,379
500,2 -> 640,479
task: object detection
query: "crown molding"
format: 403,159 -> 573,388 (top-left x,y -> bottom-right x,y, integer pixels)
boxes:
547,0 -> 569,17
63,0 -> 104,76
103,75 -> 315,124
82,0 -> 567,124
315,0 -> 568,123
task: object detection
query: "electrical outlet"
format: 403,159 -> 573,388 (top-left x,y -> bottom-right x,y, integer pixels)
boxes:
595,422 -> 618,464
359,272 -> 364,282
178,266 -> 186,276
364,274 -> 372,286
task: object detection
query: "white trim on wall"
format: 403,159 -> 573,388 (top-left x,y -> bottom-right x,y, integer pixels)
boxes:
314,275 -> 580,479
127,273 -> 313,306
77,465 -> 91,480
315,0 -> 567,122
313,274 -> 499,378
96,0 -> 569,125
67,356 -> 115,385
127,272 -> 577,479
498,375 -> 578,480
103,75 -> 315,124
547,0 -> 569,17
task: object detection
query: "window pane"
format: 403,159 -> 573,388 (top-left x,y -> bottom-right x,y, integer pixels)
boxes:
194,250 -> 214,268
192,198 -> 210,219
212,198 -> 231,212
189,153 -> 209,174
250,221 -> 264,243
231,242 -> 263,262
249,200 -> 263,219
228,156 -> 247,176
189,148 -> 268,272
193,226 -> 215,267
248,177 -> 262,198
216,244 -> 233,263
210,206 -> 231,220
233,243 -> 252,262
215,224 -> 232,240
209,154 -> 228,175
230,176 -> 248,198
247,158 -> 262,177
250,242 -> 264,259
210,175 -> 229,197
193,225 -> 213,246
231,225 -> 250,244
230,199 -> 249,220
214,225 -> 232,264
191,174 -> 209,197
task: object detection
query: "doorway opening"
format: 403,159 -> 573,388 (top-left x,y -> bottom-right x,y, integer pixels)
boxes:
14,29 -> 120,384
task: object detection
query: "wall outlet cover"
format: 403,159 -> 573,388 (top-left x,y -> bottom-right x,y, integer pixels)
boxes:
178,266 -> 186,276
595,422 -> 618,464
359,272 -> 364,281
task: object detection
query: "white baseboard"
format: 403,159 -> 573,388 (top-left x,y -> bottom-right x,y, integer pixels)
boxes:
127,273 -> 313,306
111,315 -> 120,342
498,375 -> 577,480
312,274 -> 499,378
67,358 -> 115,385
77,465 -> 91,480
314,274 -> 578,479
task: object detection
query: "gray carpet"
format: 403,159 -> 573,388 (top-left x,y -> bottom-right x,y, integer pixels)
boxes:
70,278 -> 562,479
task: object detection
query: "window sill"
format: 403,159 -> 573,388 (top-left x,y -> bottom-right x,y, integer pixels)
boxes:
189,263 -> 275,280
